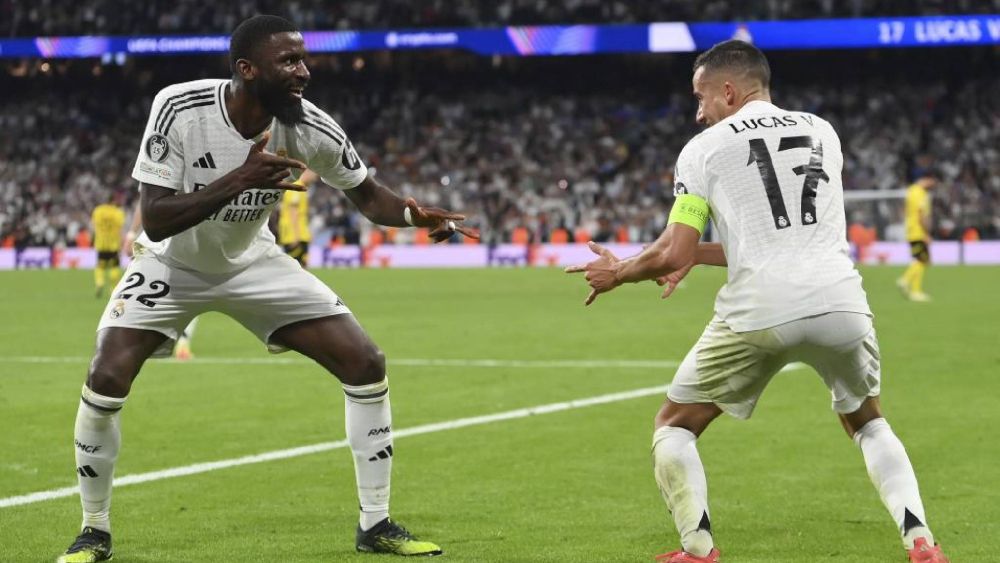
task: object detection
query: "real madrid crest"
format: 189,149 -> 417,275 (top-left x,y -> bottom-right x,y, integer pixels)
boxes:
145,134 -> 170,163
110,299 -> 125,319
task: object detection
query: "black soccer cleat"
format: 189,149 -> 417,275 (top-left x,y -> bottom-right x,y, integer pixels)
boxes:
355,518 -> 442,557
57,526 -> 113,562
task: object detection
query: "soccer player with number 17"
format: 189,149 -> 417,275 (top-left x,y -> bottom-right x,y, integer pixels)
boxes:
567,40 -> 949,563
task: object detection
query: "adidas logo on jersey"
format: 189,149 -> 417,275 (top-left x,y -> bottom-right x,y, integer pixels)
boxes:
192,152 -> 217,169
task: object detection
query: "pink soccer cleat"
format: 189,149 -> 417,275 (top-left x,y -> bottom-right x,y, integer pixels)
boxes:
907,537 -> 949,563
655,548 -> 721,562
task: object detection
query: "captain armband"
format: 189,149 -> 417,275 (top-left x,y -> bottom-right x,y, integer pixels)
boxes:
667,194 -> 710,235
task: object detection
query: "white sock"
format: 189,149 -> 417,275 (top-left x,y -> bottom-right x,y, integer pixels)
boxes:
343,378 -> 392,531
854,418 -> 934,549
182,317 -> 198,340
652,426 -> 714,557
75,385 -> 126,533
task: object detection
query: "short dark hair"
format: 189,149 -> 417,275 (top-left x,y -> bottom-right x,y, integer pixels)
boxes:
693,40 -> 771,88
229,15 -> 298,69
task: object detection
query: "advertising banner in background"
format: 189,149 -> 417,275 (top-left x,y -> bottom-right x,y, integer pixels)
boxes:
2,16 -> 998,59
4,242 -> 1000,270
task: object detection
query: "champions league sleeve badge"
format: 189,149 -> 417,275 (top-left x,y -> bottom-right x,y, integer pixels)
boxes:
145,134 -> 170,163
341,140 -> 362,170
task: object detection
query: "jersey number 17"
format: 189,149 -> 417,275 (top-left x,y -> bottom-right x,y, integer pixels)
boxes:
747,136 -> 829,230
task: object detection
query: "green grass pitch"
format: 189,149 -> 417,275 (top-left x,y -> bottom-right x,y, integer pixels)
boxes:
1,266 -> 997,562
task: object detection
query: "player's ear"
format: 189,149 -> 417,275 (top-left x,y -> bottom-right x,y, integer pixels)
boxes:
235,58 -> 256,81
723,81 -> 737,106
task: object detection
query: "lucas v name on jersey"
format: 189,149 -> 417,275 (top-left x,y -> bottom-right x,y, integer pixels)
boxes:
727,113 -> 816,134
193,182 -> 282,224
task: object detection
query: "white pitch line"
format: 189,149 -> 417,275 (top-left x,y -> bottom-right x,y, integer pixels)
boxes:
0,383 -> 671,509
0,356 -> 679,369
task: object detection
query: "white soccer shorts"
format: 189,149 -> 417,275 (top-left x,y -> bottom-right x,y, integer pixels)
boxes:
667,311 -> 881,419
97,247 -> 350,357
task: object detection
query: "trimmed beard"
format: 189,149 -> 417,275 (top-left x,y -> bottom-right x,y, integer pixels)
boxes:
254,80 -> 306,126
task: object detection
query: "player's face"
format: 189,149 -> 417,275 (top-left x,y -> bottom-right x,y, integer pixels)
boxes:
692,66 -> 729,127
251,32 -> 311,125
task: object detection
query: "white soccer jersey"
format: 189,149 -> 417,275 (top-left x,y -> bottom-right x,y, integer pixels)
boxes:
131,79 -> 367,273
674,100 -> 871,331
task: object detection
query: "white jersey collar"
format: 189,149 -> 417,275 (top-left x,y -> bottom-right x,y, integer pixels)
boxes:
735,99 -> 779,115
216,80 -> 235,131
216,80 -> 272,143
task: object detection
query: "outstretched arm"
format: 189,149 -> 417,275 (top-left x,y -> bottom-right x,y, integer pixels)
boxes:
563,226 -> 701,306
613,223 -> 702,284
652,241 -> 726,299
566,193 -> 718,305
344,174 -> 478,242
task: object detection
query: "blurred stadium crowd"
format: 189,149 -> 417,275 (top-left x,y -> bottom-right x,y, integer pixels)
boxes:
5,0 -> 999,35
1,10 -> 998,248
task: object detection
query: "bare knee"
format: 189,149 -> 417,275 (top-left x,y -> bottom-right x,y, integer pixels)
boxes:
87,355 -> 140,398
654,407 -> 672,429
654,400 -> 722,438
337,345 -> 386,387
362,347 -> 387,384
85,328 -> 164,397
839,395 -> 883,438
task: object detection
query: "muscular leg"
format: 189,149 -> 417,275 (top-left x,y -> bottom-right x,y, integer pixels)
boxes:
87,327 -> 167,397
838,394 -> 883,437
75,327 -> 166,533
652,400 -> 723,557
840,396 -> 936,549
655,400 -> 723,437
270,314 -> 385,386
270,315 -> 393,530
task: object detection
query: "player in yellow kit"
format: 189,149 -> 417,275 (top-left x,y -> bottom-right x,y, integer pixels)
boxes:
897,172 -> 937,302
279,168 -> 318,267
91,194 -> 126,297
